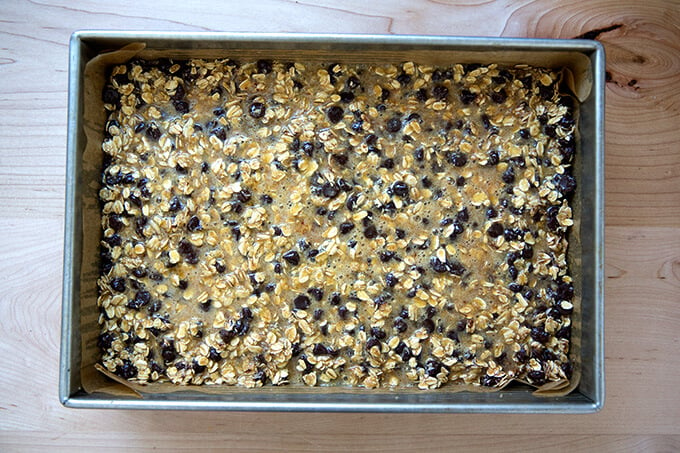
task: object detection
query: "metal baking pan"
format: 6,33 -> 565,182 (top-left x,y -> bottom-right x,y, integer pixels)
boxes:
61,31 -> 604,412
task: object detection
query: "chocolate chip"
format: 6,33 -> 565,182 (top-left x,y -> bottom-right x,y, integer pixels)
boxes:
290,343 -> 303,358
199,299 -> 212,312
491,89 -> 507,104
115,359 -> 138,379
234,189 -> 251,204
448,152 -> 467,167
208,347 -> 222,362
396,72 -> 411,85
313,343 -> 332,356
430,257 -> 448,273
371,327 -> 386,340
363,224 -> 378,239
178,239 -> 198,264
233,317 -> 250,336
391,181 -> 409,197
127,289 -> 151,310
169,196 -> 183,212
239,307 -> 252,321
108,214 -> 125,232
556,324 -> 571,339
173,99 -> 190,114
283,250 -> 300,265
308,287 -> 324,301
546,205 -> 561,231
415,88 -> 428,102
298,239 -> 310,251
365,133 -> 378,145
219,329 -> 235,345
480,375 -> 500,387
527,369 -> 546,385
146,124 -> 161,141
327,105 -> 344,123
481,114 -> 495,132
110,277 -> 126,293
554,173 -> 577,195
249,102 -> 266,118
448,221 -> 464,240
322,182 -> 340,199
530,327 -> 550,343
394,317 -> 408,333
386,117 -> 402,133
422,318 -> 435,334
432,85 -> 448,100
210,126 -> 227,141
366,337 -> 381,351
397,342 -> 412,361
256,59 -> 272,74
425,358 -> 443,377
339,91 -> 354,103
504,227 -> 524,241
502,166 -> 515,183
339,222 -> 355,235
385,272 -> 398,288
294,294 -> 311,310
487,150 -> 499,166
333,179 -> 351,194
102,86 -> 120,105
447,261 -> 466,276
97,332 -> 115,350
487,222 -> 504,238
260,282 -> 275,293
346,75 -> 360,89
509,283 -> 522,293
131,267 -> 147,279
459,89 -> 477,105
380,158 -> 395,169
456,208 -> 469,223
187,215 -> 202,232
329,293 -> 342,305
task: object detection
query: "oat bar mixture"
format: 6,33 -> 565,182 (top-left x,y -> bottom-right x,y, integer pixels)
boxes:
98,58 -> 577,389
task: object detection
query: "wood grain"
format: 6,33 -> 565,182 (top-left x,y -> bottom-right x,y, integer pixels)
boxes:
2,433 -> 680,452
1,0 -> 679,450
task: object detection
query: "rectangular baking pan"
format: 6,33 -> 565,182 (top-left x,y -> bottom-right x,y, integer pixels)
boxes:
61,31 -> 604,412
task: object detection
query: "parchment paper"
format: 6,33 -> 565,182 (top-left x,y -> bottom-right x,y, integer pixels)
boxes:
79,42 -> 587,398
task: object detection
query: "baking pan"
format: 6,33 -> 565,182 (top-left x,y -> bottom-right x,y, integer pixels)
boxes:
61,31 -> 604,412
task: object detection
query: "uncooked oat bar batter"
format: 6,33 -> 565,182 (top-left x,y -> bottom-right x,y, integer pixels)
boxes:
98,57 -> 576,389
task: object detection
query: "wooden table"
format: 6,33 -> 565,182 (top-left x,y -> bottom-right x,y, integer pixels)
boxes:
1,1 -> 679,450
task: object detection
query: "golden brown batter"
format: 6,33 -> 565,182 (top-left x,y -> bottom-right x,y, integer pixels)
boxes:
98,58 -> 576,389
